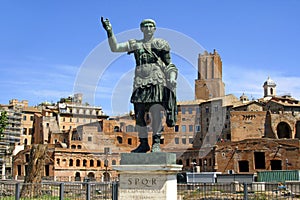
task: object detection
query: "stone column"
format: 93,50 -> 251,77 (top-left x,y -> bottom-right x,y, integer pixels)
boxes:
113,152 -> 182,200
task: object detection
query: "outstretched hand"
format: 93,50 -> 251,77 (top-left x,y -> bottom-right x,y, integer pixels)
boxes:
101,17 -> 112,32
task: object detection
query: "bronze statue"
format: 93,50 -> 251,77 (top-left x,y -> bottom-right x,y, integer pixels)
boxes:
101,17 -> 177,153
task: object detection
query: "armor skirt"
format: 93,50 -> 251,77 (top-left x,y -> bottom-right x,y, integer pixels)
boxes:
130,84 -> 177,127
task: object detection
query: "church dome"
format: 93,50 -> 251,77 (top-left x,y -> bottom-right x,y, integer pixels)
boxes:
240,93 -> 249,102
263,77 -> 276,86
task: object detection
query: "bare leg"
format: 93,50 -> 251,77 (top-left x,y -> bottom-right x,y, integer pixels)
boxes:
149,104 -> 164,152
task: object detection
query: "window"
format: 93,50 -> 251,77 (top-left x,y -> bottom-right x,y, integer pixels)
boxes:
76,159 -> 80,167
117,136 -> 123,144
30,116 -> 34,121
17,165 -> 21,176
88,136 -> 92,142
75,172 -> 81,181
175,137 -> 179,144
189,125 -> 193,132
205,107 -> 209,113
112,160 -> 116,165
128,138 -> 132,145
23,116 -> 27,120
97,160 -> 101,167
226,134 -> 231,140
25,154 -> 30,163
189,137 -> 193,144
196,107 -> 200,113
69,159 -> 73,166
83,159 -> 87,167
114,126 -> 120,132
188,107 -> 193,114
182,125 -> 186,132
271,160 -> 282,170
182,137 -> 186,144
104,147 -> 111,154
239,160 -> 249,172
45,165 -> 50,176
90,160 -> 94,167
254,152 -> 266,169
23,128 -> 27,135
195,125 -> 201,132
181,107 -> 186,114
174,125 -> 179,132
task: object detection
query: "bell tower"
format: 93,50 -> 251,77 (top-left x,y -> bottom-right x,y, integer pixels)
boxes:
263,77 -> 276,98
195,49 -> 225,100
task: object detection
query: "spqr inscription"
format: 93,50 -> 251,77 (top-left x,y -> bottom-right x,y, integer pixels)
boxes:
128,177 -> 157,187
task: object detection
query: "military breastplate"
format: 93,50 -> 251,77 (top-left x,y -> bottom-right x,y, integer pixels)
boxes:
128,39 -> 169,90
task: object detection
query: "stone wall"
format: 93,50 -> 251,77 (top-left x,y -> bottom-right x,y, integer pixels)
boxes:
230,111 -> 267,141
215,139 -> 300,174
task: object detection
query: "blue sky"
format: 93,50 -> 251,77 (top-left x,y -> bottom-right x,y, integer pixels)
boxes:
0,1 -> 300,115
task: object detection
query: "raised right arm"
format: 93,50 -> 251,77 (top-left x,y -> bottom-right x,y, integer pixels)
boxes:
101,17 -> 129,52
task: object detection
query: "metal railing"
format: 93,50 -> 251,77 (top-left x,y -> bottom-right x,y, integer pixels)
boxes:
0,181 -> 118,200
2,180 -> 300,199
178,182 -> 300,199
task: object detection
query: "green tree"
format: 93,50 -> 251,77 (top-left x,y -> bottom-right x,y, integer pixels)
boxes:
0,110 -> 8,138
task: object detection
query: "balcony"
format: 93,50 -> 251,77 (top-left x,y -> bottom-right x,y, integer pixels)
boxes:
5,126 -> 22,131
7,120 -> 21,125
0,142 -> 9,146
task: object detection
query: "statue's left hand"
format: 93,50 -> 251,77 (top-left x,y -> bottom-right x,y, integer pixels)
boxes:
169,77 -> 177,88
168,71 -> 177,88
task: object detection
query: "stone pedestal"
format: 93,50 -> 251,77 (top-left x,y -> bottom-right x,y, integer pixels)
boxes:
113,152 -> 182,200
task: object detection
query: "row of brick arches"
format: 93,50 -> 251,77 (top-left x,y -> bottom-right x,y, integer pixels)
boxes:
74,172 -> 110,182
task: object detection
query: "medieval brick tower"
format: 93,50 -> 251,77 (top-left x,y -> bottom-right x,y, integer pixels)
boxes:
195,49 -> 225,100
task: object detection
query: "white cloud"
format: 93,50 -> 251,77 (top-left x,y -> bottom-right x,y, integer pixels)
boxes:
223,64 -> 300,100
